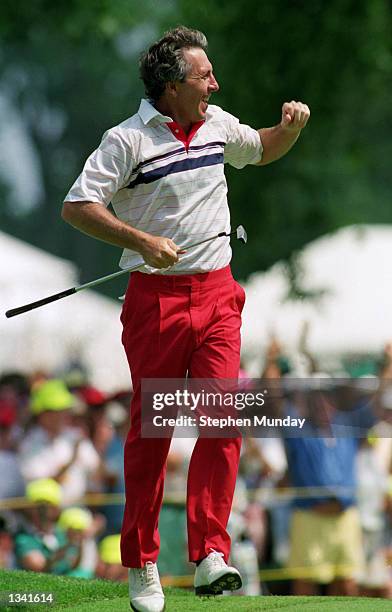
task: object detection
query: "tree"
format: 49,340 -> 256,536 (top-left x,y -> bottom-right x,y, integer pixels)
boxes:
173,0 -> 392,279
1,0 -> 391,296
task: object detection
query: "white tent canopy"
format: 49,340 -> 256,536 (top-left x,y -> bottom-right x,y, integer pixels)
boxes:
242,224 -> 392,370
4,225 -> 391,386
2,231 -> 130,391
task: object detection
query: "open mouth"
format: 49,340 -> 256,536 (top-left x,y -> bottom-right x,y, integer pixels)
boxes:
201,97 -> 210,112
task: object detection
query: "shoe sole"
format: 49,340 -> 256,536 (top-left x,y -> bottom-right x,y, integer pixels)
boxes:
194,584 -> 223,596
130,603 -> 165,611
195,571 -> 242,596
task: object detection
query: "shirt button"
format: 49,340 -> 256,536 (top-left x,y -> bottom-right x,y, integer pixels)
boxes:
175,129 -> 179,133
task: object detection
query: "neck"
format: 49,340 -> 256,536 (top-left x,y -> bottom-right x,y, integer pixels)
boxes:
154,99 -> 192,134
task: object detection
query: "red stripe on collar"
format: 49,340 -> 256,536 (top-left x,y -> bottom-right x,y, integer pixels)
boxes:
166,121 -> 204,151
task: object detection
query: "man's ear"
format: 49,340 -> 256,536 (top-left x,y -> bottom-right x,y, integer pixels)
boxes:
166,81 -> 178,97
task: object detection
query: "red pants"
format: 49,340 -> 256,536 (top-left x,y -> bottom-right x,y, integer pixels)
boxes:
120,265 -> 245,567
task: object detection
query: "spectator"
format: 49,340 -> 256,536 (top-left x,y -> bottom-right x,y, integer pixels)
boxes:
378,343 -> 392,379
261,336 -> 291,379
57,507 -> 97,578
14,479 -> 80,574
356,434 -> 391,597
283,380 -> 375,596
95,534 -> 127,581
239,437 -> 275,564
101,401 -> 130,533
240,436 -> 290,568
0,371 -> 30,435
0,515 -> 15,569
19,379 -> 100,505
0,399 -> 25,501
228,476 -> 262,596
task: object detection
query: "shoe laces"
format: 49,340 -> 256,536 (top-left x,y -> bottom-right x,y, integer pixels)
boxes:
139,562 -> 156,586
208,550 -> 225,568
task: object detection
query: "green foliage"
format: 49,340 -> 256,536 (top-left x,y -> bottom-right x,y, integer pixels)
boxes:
0,0 -> 163,292
0,0 -> 391,294
0,0 -> 154,41
174,0 -> 392,278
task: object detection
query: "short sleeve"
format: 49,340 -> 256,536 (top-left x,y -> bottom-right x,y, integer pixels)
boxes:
64,128 -> 133,206
222,111 -> 263,169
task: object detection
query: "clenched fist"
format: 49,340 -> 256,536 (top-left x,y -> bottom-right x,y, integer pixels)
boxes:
281,100 -> 310,131
140,234 -> 181,269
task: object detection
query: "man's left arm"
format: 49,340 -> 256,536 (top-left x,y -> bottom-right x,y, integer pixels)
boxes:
257,100 -> 310,166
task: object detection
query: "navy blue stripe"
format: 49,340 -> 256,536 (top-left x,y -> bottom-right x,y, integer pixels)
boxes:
127,153 -> 223,189
132,147 -> 183,174
188,140 -> 224,151
131,141 -> 225,176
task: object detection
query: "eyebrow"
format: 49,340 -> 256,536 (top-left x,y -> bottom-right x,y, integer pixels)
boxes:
195,66 -> 213,77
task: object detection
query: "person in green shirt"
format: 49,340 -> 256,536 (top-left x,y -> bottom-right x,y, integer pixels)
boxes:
14,478 -> 81,575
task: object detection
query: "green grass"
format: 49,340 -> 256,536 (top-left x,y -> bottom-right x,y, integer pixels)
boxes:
0,570 -> 391,611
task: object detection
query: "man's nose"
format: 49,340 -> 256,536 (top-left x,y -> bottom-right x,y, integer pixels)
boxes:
209,75 -> 219,92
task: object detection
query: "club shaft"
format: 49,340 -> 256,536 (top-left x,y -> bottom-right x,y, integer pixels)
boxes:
76,262 -> 145,291
5,288 -> 77,318
79,230 -> 233,288
183,229 -> 234,250
5,263 -> 145,318
5,228 -> 238,318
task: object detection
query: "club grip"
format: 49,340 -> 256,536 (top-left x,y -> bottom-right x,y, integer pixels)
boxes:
5,287 -> 76,318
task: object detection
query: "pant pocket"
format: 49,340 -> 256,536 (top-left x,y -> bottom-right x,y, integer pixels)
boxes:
234,281 -> 246,314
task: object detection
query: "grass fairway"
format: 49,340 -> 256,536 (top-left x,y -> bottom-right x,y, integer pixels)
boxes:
0,570 -> 391,611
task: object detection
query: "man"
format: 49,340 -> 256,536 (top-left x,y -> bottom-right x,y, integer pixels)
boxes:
14,478 -> 81,575
283,380 -> 376,596
0,397 -> 25,502
96,534 -> 128,582
19,379 -> 100,506
62,26 -> 309,612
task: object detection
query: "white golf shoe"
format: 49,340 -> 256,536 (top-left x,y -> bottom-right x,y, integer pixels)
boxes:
194,550 -> 242,595
128,562 -> 165,612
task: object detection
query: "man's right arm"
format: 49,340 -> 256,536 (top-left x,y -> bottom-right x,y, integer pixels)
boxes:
62,200 -> 180,269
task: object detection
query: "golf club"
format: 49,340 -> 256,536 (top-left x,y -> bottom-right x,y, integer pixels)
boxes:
5,225 -> 247,318
184,225 -> 247,249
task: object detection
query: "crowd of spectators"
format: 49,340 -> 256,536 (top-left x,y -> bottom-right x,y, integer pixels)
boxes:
0,369 -> 130,581
235,336 -> 392,598
1,336 -> 392,598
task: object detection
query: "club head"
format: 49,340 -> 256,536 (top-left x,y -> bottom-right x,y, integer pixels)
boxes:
236,225 -> 247,244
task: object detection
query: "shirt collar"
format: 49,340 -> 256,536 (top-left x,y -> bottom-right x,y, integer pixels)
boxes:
138,98 -> 172,126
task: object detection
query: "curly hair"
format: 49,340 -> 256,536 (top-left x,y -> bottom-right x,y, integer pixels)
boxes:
139,26 -> 208,102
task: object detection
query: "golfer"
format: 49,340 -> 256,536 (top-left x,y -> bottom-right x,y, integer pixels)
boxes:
63,26 -> 309,612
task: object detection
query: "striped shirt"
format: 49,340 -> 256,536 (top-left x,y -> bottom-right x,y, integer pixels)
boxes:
64,99 -> 262,274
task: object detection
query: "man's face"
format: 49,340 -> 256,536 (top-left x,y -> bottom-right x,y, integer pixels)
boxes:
173,47 -> 219,125
39,409 -> 69,436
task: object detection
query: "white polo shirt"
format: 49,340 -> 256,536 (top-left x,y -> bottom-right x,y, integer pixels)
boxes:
64,99 -> 262,274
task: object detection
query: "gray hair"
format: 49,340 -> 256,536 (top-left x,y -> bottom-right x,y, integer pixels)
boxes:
139,26 -> 208,102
